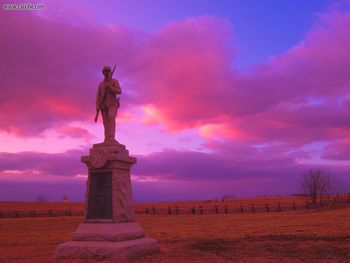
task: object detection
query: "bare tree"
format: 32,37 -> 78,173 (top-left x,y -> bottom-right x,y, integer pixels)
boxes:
300,168 -> 331,204
328,175 -> 347,197
62,195 -> 70,202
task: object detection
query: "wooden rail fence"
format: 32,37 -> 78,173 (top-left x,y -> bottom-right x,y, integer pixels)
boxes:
0,209 -> 82,218
1,196 -> 349,218
134,197 -> 350,215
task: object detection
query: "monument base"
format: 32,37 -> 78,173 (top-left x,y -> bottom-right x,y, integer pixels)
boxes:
55,238 -> 159,261
72,222 -> 145,241
54,222 -> 160,261
54,141 -> 160,261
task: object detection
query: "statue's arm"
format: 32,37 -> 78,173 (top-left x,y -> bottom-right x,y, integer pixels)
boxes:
109,79 -> 121,94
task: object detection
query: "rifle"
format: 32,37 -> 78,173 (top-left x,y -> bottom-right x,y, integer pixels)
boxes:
94,65 -> 116,122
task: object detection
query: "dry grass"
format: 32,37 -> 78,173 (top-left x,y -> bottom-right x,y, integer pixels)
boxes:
135,195 -> 348,210
0,202 -> 84,212
134,195 -> 310,208
0,205 -> 349,262
1,194 -> 347,214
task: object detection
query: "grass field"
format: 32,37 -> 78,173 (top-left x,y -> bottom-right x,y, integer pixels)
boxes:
0,204 -> 349,262
0,201 -> 84,212
1,195 -> 345,213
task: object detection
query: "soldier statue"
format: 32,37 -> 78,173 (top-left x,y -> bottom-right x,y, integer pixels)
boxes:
95,65 -> 121,143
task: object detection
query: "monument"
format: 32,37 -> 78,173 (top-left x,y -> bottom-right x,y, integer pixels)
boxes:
55,66 -> 159,261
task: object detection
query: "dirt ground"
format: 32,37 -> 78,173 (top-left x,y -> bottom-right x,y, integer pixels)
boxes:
0,206 -> 349,263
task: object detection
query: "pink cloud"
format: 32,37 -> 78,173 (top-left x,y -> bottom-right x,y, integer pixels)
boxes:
125,16 -> 236,130
0,150 -> 85,179
121,9 -> 350,149
0,11 -> 137,136
4,8 -> 349,147
222,97 -> 350,144
322,140 -> 350,160
57,124 -> 93,140
1,5 -> 350,202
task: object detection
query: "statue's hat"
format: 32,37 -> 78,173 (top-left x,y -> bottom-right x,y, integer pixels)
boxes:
102,65 -> 111,72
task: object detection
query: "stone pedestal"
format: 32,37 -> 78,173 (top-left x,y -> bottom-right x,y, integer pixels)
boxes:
55,141 -> 159,261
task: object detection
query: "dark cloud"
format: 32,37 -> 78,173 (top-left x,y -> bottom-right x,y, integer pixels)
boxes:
0,149 -> 85,177
0,147 -> 349,202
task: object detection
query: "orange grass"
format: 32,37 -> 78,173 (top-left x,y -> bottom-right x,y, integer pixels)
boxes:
0,202 -> 84,212
0,206 -> 349,262
1,195 -> 347,213
135,195 -> 348,209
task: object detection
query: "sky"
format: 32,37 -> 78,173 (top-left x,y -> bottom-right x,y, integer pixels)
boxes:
0,0 -> 350,202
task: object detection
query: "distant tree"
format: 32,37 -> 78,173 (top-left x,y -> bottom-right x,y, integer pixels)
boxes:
300,168 -> 331,204
36,194 -> 50,202
328,175 -> 347,197
62,195 -> 70,202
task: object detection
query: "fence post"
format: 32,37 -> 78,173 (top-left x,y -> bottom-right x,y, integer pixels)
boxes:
265,203 -> 270,212
200,206 -> 203,214
292,202 -> 296,211
192,207 -> 195,214
215,205 -> 218,214
306,201 -> 309,210
320,199 -> 323,208
15,211 -> 18,218
277,202 -> 282,212
240,204 -> 244,213
168,206 -> 171,215
251,204 -> 255,213
145,208 -> 149,214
